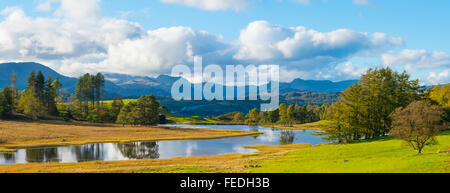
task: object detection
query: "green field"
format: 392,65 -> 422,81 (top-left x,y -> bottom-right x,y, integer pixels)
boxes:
250,130 -> 450,173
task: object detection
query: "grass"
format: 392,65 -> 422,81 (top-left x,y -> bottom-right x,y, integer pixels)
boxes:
0,144 -> 311,173
1,132 -> 448,173
0,120 -> 261,152
250,131 -> 450,173
268,120 -> 333,130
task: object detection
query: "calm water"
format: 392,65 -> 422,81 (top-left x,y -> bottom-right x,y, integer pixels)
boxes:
0,124 -> 325,164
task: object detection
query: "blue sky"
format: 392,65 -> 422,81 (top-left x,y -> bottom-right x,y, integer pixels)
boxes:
0,0 -> 449,84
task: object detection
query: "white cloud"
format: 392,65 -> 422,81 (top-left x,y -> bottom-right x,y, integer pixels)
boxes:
55,0 -> 101,20
427,70 -> 450,85
0,1 -> 228,76
160,0 -> 252,11
0,2 -> 144,75
381,49 -> 450,71
234,21 -> 402,63
36,0 -> 53,12
339,62 -> 367,78
96,27 -> 228,76
353,0 -> 370,6
0,0 -> 413,83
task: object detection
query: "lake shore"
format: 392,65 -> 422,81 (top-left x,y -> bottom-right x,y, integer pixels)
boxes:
1,131 -> 448,173
0,143 -> 312,173
0,120 -> 262,152
168,120 -> 331,131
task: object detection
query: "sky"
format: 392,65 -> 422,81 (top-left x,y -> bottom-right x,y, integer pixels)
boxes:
0,0 -> 449,85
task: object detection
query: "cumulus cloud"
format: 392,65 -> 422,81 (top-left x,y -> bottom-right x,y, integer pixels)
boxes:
381,49 -> 450,71
0,0 -> 412,82
36,0 -> 54,12
427,70 -> 450,85
159,0 -> 252,11
0,1 -> 228,76
0,3 -> 141,75
96,27 -> 228,76
55,0 -> 101,20
234,21 -> 402,64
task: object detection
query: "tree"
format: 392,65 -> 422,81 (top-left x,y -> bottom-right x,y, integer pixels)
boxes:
111,96 -> 124,121
35,71 -> 45,102
245,108 -> 260,125
117,102 -> 137,126
325,68 -> 422,142
0,86 -> 14,118
18,71 -> 48,119
27,71 -> 36,90
75,73 -> 105,119
428,84 -> 450,121
10,72 -> 19,108
94,73 -> 105,110
19,88 -> 43,120
116,95 -> 160,126
232,112 -> 245,123
278,104 -> 295,126
136,95 -> 160,125
44,76 -> 58,115
390,101 -> 446,154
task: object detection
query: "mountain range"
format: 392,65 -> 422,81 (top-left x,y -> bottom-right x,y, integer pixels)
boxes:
0,62 -> 356,116
0,62 -> 357,98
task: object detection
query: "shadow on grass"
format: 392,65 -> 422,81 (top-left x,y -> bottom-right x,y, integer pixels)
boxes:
1,114 -> 119,128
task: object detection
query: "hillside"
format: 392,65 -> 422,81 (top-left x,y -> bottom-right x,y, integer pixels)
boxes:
0,62 -> 344,116
0,62 -> 356,96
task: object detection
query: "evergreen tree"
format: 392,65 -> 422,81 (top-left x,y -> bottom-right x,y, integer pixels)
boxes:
35,71 -> 45,102
0,86 -> 14,118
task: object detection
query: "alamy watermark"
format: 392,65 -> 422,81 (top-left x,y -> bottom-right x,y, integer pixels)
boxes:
171,56 -> 280,111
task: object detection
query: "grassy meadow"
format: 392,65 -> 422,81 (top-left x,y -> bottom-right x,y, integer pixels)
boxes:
250,130 -> 450,173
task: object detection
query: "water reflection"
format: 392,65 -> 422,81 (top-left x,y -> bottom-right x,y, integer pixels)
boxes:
75,144 -> 104,162
26,148 -> 59,162
0,153 -> 15,162
0,124 -> 326,164
116,142 -> 159,159
280,130 -> 295,145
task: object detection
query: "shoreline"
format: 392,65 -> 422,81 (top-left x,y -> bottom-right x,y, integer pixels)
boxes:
0,120 -> 262,152
169,121 -> 330,131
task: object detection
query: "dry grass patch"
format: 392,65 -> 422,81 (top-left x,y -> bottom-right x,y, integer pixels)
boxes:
0,144 -> 311,173
0,143 -> 311,173
0,120 -> 261,152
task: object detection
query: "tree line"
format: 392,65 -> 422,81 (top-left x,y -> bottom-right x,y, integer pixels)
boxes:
0,71 -> 62,119
322,67 -> 448,154
0,71 -> 161,126
61,73 -> 160,125
241,103 -> 327,126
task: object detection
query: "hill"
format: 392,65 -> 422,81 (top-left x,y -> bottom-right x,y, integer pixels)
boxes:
0,62 -> 345,116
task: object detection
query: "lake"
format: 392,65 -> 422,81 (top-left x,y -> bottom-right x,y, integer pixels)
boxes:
0,124 -> 326,164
